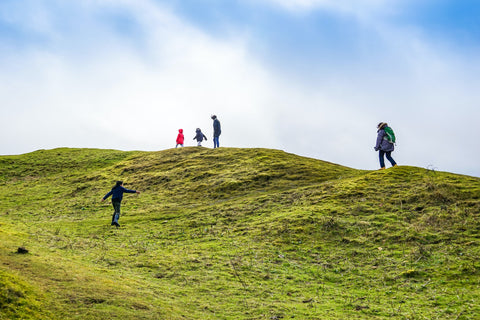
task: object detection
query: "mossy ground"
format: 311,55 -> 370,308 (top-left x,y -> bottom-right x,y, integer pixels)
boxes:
1,147 -> 479,319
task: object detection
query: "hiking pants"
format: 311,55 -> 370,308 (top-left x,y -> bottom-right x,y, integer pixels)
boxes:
111,200 -> 121,224
379,150 -> 396,168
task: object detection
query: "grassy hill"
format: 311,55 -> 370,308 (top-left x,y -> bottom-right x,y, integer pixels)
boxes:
0,147 -> 479,319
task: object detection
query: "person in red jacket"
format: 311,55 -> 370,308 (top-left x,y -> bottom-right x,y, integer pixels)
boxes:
176,129 -> 184,148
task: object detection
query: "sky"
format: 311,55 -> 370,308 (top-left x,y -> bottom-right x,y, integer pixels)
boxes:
1,0 -> 479,177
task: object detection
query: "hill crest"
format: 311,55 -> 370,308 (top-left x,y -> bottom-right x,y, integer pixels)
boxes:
0,147 -> 479,319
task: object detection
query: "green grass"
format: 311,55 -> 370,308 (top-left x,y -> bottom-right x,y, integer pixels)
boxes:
1,147 -> 479,319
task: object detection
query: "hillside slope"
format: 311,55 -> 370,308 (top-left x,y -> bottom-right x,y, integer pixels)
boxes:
0,147 -> 479,319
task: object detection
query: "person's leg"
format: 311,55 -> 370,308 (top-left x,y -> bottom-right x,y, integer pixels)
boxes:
213,136 -> 219,148
385,151 -> 397,167
112,200 -> 121,226
114,213 -> 120,226
378,150 -> 386,169
111,201 -> 117,225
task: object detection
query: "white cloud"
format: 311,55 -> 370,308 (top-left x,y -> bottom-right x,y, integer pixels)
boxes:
0,0 -> 281,153
258,0 -> 404,20
1,0 -> 479,177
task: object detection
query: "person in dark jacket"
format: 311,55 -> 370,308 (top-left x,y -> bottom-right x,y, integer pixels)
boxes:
176,129 -> 184,148
101,181 -> 140,227
211,115 -> 221,148
193,128 -> 207,146
375,122 -> 397,170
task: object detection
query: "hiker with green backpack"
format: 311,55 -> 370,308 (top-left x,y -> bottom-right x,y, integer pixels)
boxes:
374,122 -> 397,170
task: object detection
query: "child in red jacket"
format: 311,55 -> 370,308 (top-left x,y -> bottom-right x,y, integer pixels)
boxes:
176,129 -> 184,148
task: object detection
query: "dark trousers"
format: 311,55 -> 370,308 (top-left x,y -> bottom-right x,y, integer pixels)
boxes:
111,200 -> 121,224
379,150 -> 396,168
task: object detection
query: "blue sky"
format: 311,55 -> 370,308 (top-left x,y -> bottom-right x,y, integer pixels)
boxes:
1,0 -> 479,177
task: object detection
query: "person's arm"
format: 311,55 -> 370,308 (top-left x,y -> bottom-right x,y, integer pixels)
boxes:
122,186 -> 139,194
374,130 -> 384,151
101,190 -> 113,201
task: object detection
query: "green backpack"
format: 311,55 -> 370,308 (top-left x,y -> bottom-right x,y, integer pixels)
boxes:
384,126 -> 396,144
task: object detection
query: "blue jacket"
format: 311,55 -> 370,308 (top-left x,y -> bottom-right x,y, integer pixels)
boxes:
213,119 -> 221,137
103,186 -> 136,201
375,128 -> 395,152
194,129 -> 207,142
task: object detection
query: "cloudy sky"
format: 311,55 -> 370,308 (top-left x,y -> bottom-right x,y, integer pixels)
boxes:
1,0 -> 479,177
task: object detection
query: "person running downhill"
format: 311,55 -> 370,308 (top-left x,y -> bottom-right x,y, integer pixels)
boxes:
101,181 -> 140,227
374,122 -> 397,170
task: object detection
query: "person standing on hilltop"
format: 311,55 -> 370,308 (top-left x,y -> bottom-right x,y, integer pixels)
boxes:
193,128 -> 207,146
374,122 -> 397,170
176,129 -> 184,148
101,181 -> 140,227
211,115 -> 221,148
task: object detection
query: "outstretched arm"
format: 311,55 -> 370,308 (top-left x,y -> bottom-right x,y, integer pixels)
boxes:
102,190 -> 113,201
123,187 -> 139,194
